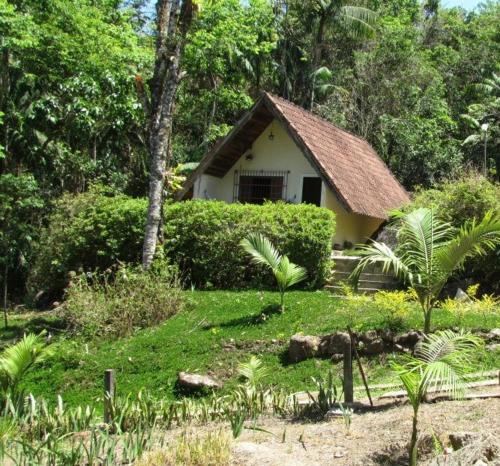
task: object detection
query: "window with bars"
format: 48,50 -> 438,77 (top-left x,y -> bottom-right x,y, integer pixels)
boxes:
234,170 -> 288,204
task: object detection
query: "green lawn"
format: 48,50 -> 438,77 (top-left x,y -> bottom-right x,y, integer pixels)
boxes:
3,290 -> 499,408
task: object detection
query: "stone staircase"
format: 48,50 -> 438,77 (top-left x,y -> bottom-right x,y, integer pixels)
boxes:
325,253 -> 398,295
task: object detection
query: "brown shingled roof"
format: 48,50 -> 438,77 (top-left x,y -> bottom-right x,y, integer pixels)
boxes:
178,92 -> 409,219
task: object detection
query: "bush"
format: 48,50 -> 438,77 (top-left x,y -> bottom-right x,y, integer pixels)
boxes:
30,194 -> 335,295
407,173 -> 500,294
163,200 -> 335,288
29,187 -> 147,298
63,262 -> 184,337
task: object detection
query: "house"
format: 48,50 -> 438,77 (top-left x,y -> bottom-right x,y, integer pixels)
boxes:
177,92 -> 409,247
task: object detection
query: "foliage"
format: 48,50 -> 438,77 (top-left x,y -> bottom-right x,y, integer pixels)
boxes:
0,174 -> 43,314
241,233 -> 307,311
352,208 -> 500,332
164,200 -> 335,289
2,290 -> 499,406
391,330 -> 482,466
0,0 -> 152,196
29,187 -> 147,298
305,369 -> 339,417
136,430 -> 232,466
0,333 -> 50,403
62,263 -> 184,338
408,174 -> 500,293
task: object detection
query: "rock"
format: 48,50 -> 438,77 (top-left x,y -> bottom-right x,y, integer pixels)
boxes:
455,287 -> 471,302
364,338 -> 385,355
449,432 -> 474,450
331,353 -> 344,363
395,330 -> 423,348
473,460 -> 488,466
288,334 -> 320,362
51,301 -> 61,309
318,332 -> 350,357
360,330 -> 378,344
177,372 -> 222,391
486,328 -> 500,342
380,329 -> 395,344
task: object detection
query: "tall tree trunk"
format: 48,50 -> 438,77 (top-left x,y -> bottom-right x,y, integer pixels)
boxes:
142,0 -> 194,269
3,264 -> 7,328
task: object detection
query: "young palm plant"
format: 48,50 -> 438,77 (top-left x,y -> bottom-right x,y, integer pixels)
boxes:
240,234 -> 307,312
0,333 -> 51,404
391,330 -> 482,466
350,208 -> 500,332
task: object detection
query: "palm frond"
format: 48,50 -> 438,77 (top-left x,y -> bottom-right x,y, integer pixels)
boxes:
275,256 -> 307,290
460,114 -> 480,129
237,356 -> 268,388
240,233 -> 281,270
339,6 -> 377,39
416,330 -> 482,399
350,241 -> 412,286
396,209 -> 451,287
0,333 -> 51,394
435,211 -> 500,277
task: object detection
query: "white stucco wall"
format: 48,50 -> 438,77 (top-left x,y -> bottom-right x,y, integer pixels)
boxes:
193,119 -> 383,245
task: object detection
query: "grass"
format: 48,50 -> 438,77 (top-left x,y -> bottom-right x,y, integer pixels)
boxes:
2,290 -> 499,408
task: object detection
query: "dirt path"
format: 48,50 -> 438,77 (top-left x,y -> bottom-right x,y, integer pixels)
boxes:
231,396 -> 500,465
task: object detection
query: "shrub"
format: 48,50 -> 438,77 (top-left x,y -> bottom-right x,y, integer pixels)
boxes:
163,200 -> 335,288
62,262 -> 184,337
29,187 -> 147,298
407,173 -> 500,294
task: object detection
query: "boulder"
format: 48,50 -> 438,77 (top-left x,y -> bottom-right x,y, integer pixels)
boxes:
364,338 -> 385,355
395,330 -> 423,348
178,372 -> 222,391
486,328 -> 500,342
379,329 -> 395,344
288,334 -> 320,362
359,330 -> 378,344
318,332 -> 350,357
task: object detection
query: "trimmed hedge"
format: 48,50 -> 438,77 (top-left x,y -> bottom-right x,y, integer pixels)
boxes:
29,195 -> 335,296
163,200 -> 335,288
29,188 -> 147,298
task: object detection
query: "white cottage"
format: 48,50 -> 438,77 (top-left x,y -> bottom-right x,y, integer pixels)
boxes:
177,92 -> 409,246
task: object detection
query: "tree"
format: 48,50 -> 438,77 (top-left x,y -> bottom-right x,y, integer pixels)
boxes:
241,233 -> 307,311
391,330 -> 482,466
0,174 -> 43,326
351,208 -> 500,333
142,0 -> 195,269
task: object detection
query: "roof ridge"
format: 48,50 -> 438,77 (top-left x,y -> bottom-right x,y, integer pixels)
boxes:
262,91 -> 409,198
262,91 -> 373,148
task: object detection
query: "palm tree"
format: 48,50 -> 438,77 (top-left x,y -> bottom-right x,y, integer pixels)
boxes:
351,208 -> 500,333
0,333 -> 51,403
461,114 -> 490,176
392,330 -> 482,466
241,233 -> 307,312
307,0 -> 377,107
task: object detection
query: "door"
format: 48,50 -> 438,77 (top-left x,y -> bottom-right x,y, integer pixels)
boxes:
301,177 -> 322,206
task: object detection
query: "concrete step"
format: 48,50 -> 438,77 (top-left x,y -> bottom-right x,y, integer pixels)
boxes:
329,270 -> 396,283
325,284 -> 381,295
331,256 -> 384,274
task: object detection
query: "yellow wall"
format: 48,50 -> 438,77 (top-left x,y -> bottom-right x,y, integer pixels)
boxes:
193,119 -> 383,245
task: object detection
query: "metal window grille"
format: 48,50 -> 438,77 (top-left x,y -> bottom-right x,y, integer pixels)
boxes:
233,170 -> 289,203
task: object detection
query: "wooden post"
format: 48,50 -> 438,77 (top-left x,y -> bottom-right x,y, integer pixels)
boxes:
348,327 -> 373,407
104,369 -> 115,424
343,337 -> 353,404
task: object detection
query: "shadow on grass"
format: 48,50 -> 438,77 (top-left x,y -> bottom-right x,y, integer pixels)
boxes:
0,316 -> 67,346
204,304 -> 283,330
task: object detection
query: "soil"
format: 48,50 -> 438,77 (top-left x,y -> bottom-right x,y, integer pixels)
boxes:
230,391 -> 500,466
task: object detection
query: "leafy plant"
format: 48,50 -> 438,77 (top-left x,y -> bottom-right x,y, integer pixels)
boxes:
338,403 -> 353,434
237,356 -> 268,392
0,333 -> 51,403
241,233 -> 307,311
391,330 -> 482,466
63,262 -> 184,337
351,208 -> 500,332
306,370 -> 339,416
